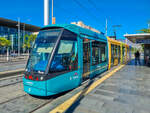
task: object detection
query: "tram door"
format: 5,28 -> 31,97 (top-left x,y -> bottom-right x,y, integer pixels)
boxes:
111,44 -> 114,66
118,46 -> 121,64
83,39 -> 91,79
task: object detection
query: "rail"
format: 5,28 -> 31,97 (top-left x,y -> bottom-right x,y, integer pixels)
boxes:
0,54 -> 29,63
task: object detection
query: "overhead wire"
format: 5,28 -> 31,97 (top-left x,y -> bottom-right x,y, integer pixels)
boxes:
86,0 -> 107,32
87,0 -> 101,13
54,1 -> 90,23
72,0 -> 106,30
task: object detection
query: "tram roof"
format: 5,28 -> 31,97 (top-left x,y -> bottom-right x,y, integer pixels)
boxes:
107,37 -> 121,45
107,36 -> 129,47
41,24 -> 107,41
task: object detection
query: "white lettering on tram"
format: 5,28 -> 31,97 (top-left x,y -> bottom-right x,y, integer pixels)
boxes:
26,82 -> 33,85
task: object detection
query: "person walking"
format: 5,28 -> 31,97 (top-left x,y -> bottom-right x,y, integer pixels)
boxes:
134,50 -> 141,65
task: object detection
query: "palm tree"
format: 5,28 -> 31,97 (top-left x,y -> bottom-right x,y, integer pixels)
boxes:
23,34 -> 37,54
137,28 -> 150,33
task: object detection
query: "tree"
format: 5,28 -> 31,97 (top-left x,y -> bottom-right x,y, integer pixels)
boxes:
23,34 -> 37,53
0,37 -> 11,61
0,37 -> 11,48
29,34 -> 37,42
137,28 -> 150,33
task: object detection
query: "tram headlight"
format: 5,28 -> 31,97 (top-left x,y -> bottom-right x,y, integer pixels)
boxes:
40,77 -> 44,80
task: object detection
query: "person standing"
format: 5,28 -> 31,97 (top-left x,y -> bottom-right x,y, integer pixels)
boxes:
134,50 -> 141,65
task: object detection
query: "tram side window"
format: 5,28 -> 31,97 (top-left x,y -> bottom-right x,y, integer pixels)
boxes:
92,41 -> 107,65
100,42 -> 106,62
92,41 -> 100,65
49,30 -> 78,75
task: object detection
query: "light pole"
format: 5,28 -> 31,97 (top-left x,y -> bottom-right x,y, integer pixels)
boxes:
17,17 -> 21,56
23,23 -> 25,54
148,20 -> 150,29
44,0 -> 50,25
52,0 -> 54,24
112,25 -> 121,40
105,19 -> 108,36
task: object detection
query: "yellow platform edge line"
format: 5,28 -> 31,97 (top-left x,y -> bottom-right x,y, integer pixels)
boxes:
50,65 -> 125,113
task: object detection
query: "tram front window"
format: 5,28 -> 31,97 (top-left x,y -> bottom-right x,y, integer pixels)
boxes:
26,29 -> 61,72
49,30 -> 78,75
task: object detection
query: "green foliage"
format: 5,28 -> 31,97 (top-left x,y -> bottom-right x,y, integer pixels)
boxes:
29,34 -> 37,42
137,28 -> 150,33
141,44 -> 144,50
23,34 -> 37,49
0,37 -> 11,47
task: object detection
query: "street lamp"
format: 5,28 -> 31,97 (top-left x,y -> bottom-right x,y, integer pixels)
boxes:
148,20 -> 150,29
23,23 -> 25,54
16,17 -> 21,56
112,25 -> 121,40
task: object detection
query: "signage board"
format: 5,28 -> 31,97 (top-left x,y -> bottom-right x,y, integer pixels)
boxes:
136,39 -> 150,44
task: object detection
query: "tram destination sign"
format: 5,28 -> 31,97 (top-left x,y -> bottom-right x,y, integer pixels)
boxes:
136,39 -> 150,44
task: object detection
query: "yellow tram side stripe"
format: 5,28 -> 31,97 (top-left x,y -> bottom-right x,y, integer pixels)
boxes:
49,65 -> 125,113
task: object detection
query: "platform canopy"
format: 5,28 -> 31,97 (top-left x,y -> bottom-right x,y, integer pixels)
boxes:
124,33 -> 150,44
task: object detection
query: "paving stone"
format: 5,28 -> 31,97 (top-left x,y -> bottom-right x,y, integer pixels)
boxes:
71,60 -> 150,113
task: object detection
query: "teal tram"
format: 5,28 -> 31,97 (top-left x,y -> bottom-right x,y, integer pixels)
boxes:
23,24 -> 109,96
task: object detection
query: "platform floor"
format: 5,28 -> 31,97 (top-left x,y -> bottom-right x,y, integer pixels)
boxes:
66,60 -> 150,113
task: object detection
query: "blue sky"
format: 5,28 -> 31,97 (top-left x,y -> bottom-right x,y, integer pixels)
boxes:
0,0 -> 150,39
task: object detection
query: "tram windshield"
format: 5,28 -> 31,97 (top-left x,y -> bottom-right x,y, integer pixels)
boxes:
26,29 -> 61,72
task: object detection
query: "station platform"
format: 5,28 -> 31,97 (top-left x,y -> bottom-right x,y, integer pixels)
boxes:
0,61 -> 26,72
63,60 -> 150,113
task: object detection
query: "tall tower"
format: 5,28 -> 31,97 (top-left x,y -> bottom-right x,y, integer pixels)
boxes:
44,0 -> 49,26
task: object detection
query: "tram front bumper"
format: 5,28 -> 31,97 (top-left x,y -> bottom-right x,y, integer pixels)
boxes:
23,77 -> 47,96
23,85 -> 47,96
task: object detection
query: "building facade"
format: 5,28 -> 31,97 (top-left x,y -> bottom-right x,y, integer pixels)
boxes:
0,17 -> 40,54
71,21 -> 102,34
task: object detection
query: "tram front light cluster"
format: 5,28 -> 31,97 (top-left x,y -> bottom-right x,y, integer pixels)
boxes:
25,75 -> 28,79
40,77 -> 44,80
24,75 -> 43,81
29,75 -> 33,80
36,77 -> 39,81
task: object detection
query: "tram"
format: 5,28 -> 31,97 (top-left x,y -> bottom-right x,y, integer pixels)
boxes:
107,37 -> 131,69
23,24 -> 130,96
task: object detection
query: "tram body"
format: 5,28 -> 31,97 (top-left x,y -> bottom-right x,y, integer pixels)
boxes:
23,24 -> 129,96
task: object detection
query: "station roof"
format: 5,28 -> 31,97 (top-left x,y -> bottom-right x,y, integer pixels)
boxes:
124,33 -> 150,44
0,17 -> 40,32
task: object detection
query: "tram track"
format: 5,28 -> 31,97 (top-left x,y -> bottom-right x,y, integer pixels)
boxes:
0,73 -> 56,113
0,74 -> 23,88
29,99 -> 54,113
0,80 -> 22,88
0,92 -> 55,113
0,94 -> 27,105
0,69 -> 24,79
